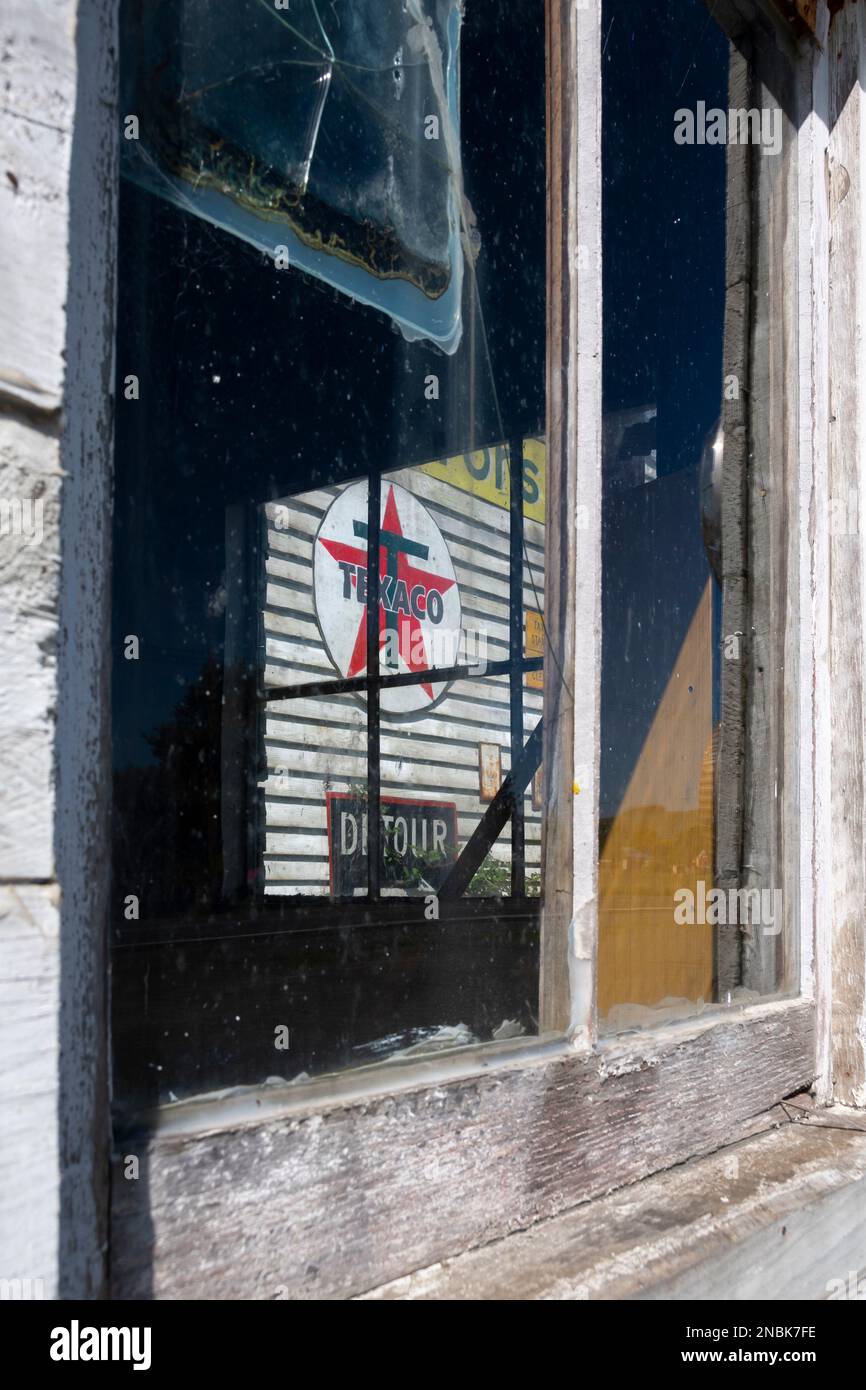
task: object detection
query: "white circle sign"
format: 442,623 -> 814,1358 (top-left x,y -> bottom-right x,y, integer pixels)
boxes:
313,480 -> 462,716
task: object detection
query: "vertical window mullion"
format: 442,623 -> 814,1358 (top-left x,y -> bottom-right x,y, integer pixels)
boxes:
510,438 -> 526,896
366,472 -> 382,900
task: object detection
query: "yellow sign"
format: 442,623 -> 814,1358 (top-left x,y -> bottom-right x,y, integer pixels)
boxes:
525,608 -> 544,690
420,437 -> 546,526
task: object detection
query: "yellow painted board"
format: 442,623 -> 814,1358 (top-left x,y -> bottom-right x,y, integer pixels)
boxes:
420,437 -> 546,526
598,581 -> 715,1017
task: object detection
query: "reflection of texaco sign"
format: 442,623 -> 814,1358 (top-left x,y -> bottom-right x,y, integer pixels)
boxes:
313,481 -> 462,716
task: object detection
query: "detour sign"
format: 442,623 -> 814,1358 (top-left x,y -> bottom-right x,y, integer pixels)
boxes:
326,792 -> 458,895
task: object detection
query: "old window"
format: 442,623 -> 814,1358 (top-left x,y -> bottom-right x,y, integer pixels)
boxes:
112,0 -> 550,1116
110,0 -> 810,1146
109,0 -> 821,1298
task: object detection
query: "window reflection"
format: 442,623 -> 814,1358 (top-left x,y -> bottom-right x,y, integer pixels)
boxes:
111,0 -> 548,1115
598,0 -> 796,1027
121,0 -> 466,351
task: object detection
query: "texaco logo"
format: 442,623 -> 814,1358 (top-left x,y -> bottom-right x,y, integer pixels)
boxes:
313,481 -> 462,716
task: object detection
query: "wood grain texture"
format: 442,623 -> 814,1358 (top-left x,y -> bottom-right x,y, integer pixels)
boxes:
360,1113 -> 866,1301
54,0 -> 117,1296
826,2 -> 866,1107
806,1 -> 833,1103
0,412 -> 62,879
538,0 -> 576,1035
0,0 -> 77,1299
0,884 -> 60,1295
712,5 -> 805,1004
741,36 -> 801,999
110,1000 -> 814,1299
0,0 -> 77,411
0,0 -> 116,1298
716,45 -> 752,997
539,0 -> 601,1039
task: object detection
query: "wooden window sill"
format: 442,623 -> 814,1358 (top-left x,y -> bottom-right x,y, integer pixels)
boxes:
360,1103 -> 866,1300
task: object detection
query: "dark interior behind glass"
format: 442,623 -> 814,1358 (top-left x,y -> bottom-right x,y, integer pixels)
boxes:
112,0 -> 548,1119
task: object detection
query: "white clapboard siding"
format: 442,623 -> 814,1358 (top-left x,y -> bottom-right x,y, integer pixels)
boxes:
265,535 -> 540,637
262,831 -> 541,858
268,533 -> 518,605
271,479 -> 523,559
264,815 -> 541,848
387,465 -> 546,556
264,692 -> 542,739
263,781 -> 543,822
266,616 -> 514,670
265,579 -> 315,613
268,723 -> 481,770
264,670 -> 528,714
268,728 -> 479,773
263,609 -> 322,642
263,843 -> 541,876
265,554 -> 314,587
266,702 -> 535,749
260,466 -> 546,896
261,724 -> 544,778
263,859 -> 331,882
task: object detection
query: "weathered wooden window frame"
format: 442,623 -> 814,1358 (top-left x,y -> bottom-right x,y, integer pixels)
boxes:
112,0 -> 823,1299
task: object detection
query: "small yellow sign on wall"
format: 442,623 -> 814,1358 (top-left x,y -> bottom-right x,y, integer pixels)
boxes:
420,437 -> 546,526
478,742 -> 502,803
525,609 -> 544,690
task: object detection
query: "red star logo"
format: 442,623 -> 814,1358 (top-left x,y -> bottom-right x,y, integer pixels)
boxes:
319,486 -> 456,699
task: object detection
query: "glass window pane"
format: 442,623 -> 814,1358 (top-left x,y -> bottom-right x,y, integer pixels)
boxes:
112,0 -> 550,1116
598,0 -> 798,1030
